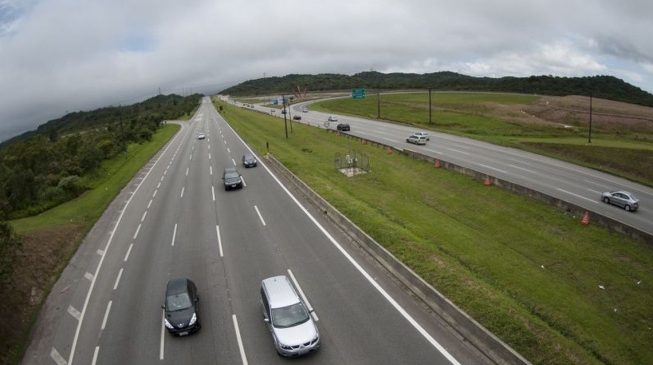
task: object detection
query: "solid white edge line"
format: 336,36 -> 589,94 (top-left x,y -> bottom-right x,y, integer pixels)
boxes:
222,120 -> 461,365
133,223 -> 141,240
101,301 -> 112,330
141,211 -> 147,222
216,225 -> 223,257
212,185 -> 216,201
476,163 -> 507,174
91,346 -> 99,365
160,311 -> 165,360
254,205 -> 266,226
123,243 -> 133,262
113,268 -> 123,290
171,223 -> 178,246
556,188 -> 600,204
287,269 -> 318,321
232,314 -> 248,365
67,123 -> 188,365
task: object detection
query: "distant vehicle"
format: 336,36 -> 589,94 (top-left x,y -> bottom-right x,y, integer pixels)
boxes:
197,133 -> 206,140
302,108 -> 309,113
336,123 -> 350,131
406,134 -> 427,145
601,191 -> 639,212
293,115 -> 301,120
413,131 -> 430,141
281,109 -> 287,114
242,153 -> 257,168
260,275 -> 320,357
162,278 -> 200,336
327,116 -> 338,122
223,167 -> 243,190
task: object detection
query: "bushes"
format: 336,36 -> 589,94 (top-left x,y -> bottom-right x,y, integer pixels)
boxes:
0,220 -> 21,284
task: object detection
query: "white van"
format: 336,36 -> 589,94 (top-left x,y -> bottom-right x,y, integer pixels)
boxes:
406,134 -> 427,145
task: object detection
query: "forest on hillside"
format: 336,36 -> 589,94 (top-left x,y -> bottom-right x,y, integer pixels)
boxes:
221,71 -> 653,107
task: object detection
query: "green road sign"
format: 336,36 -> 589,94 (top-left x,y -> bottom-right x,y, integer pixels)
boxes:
352,88 -> 366,99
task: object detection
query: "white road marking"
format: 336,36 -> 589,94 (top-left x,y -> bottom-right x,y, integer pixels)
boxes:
113,268 -> 123,290
190,153 -> 192,161
186,167 -> 189,176
160,311 -> 165,360
212,185 -> 216,201
287,269 -> 318,321
216,225 -> 223,257
133,223 -> 142,240
254,205 -> 266,226
232,158 -> 236,166
84,272 -> 94,281
123,243 -> 133,262
556,188 -> 600,204
232,315 -> 248,365
227,147 -> 230,153
180,186 -> 185,198
171,223 -> 178,246
147,199 -> 153,209
444,147 -> 470,156
477,163 -> 507,174
68,305 -> 81,321
210,166 -> 213,175
160,175 -> 164,182
157,182 -> 161,189
153,189 -> 158,198
423,148 -> 442,154
225,123 -> 463,365
91,347 -> 99,365
164,169 -> 167,176
508,163 -> 537,174
141,211 -> 147,222
101,301 -> 112,330
50,348 -> 67,365
583,179 -> 610,189
241,176 -> 246,187
224,140 -> 227,144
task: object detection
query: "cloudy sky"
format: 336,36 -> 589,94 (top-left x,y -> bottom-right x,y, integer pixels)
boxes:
1,0 -> 652,142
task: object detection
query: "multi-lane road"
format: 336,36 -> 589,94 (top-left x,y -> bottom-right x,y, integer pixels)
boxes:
24,97 -> 493,364
236,96 -> 652,237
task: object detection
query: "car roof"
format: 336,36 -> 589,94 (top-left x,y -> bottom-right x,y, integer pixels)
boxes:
166,278 -> 190,294
262,275 -> 300,308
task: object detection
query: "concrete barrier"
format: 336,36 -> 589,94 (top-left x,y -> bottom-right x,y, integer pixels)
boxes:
264,154 -> 531,365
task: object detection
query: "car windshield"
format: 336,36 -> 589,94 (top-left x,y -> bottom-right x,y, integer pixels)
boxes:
166,293 -> 192,311
225,172 -> 240,179
271,302 -> 310,328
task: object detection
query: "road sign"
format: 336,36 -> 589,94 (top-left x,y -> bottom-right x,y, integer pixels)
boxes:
352,88 -> 366,99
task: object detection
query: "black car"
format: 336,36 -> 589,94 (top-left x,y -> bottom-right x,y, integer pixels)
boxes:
293,115 -> 301,120
162,278 -> 200,336
336,123 -> 350,131
242,153 -> 257,168
223,167 -> 243,190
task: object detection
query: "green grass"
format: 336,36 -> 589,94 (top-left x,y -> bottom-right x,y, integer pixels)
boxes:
11,124 -> 180,234
215,97 -> 653,365
311,92 -> 653,186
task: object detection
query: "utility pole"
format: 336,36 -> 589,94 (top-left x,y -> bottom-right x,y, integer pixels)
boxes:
588,93 -> 593,144
428,88 -> 432,124
377,90 -> 381,119
283,95 -> 288,139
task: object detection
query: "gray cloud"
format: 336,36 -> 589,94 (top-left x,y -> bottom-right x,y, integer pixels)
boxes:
1,0 -> 652,142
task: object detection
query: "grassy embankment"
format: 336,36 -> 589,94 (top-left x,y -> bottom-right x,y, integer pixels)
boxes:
310,92 -> 653,186
215,97 -> 652,365
1,124 -> 180,365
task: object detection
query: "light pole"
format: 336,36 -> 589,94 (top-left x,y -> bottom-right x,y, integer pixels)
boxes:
283,95 -> 288,139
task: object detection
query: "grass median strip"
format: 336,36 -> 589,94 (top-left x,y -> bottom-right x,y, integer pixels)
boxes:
216,98 -> 653,365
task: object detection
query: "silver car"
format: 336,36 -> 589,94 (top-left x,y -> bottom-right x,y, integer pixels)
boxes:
260,276 -> 320,357
601,191 -> 639,212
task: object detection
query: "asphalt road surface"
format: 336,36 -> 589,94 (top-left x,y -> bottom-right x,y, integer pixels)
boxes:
237,96 -> 653,237
24,97 -> 492,365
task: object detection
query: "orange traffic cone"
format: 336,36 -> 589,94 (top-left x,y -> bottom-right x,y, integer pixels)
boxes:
434,159 -> 441,168
581,211 -> 590,225
483,176 -> 492,186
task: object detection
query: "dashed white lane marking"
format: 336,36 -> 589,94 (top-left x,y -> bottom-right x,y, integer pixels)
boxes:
232,158 -> 236,166
287,269 -> 318,321
227,147 -> 230,153
50,348 -> 67,365
508,163 -> 537,174
186,167 -> 189,176
113,268 -> 123,290
216,225 -> 224,257
157,182 -> 161,189
209,152 -> 212,160
141,211 -> 147,222
160,311 -> 166,360
224,140 -> 227,145
133,223 -> 142,240
232,315 -> 248,365
147,199 -> 153,209
241,177 -> 246,187
171,223 -> 178,246
588,188 -> 602,195
444,147 -> 471,156
180,186 -> 185,198
212,186 -> 216,201
68,305 -> 81,320
210,166 -> 213,175
91,346 -> 99,365
556,188 -> 600,204
84,272 -> 94,281
477,163 -> 507,174
254,205 -> 266,226
153,189 -> 158,198
123,243 -> 133,262
164,169 -> 167,176
101,301 -> 112,330
160,175 -> 164,182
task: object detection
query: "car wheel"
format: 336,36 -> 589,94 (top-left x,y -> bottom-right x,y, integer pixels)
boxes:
625,205 -> 632,211
602,197 -> 610,204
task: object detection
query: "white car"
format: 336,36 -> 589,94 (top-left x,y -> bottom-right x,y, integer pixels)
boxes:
406,134 -> 427,145
197,133 -> 206,140
414,131 -> 430,141
328,115 -> 338,122
302,108 -> 309,113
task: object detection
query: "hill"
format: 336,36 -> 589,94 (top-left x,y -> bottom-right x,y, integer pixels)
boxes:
221,71 -> 653,107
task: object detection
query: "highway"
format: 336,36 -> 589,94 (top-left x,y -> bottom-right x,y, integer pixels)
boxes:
23,97 -> 492,364
236,96 -> 653,237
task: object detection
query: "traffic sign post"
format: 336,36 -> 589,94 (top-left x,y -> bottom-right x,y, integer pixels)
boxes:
352,88 -> 366,99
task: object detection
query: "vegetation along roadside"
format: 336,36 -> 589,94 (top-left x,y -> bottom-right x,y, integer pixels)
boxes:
215,97 -> 652,365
